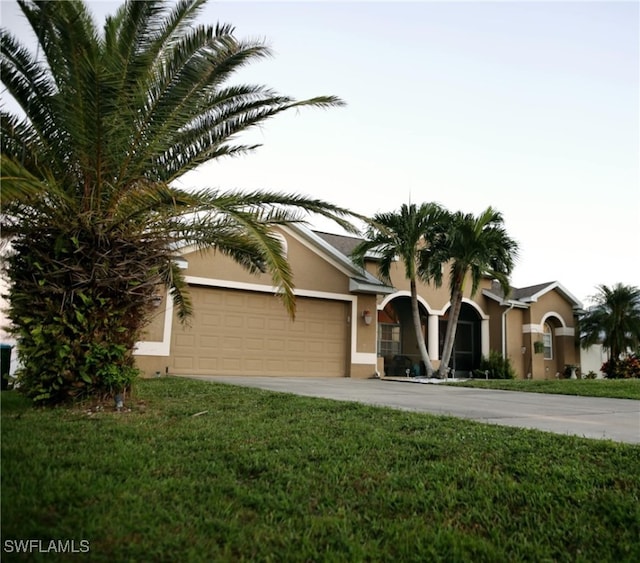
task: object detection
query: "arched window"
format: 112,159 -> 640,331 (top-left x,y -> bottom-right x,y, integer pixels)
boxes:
543,322 -> 553,360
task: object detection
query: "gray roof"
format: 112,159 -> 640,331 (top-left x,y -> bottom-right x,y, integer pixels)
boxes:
313,231 -> 364,258
483,280 -> 583,309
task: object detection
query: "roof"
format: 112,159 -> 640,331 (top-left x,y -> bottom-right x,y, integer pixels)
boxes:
313,230 -> 364,258
482,280 -> 583,310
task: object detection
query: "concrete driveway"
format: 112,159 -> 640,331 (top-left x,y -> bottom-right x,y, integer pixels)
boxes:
189,376 -> 640,444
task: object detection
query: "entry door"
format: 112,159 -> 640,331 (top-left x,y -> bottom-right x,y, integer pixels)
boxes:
453,321 -> 475,374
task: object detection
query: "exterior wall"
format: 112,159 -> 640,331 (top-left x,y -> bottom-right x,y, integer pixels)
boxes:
136,228 -> 582,381
482,297 -> 507,353
505,308 -> 527,378
185,230 -> 349,295
136,228 -> 380,378
580,344 -> 608,378
351,292 -> 379,378
523,291 -> 579,379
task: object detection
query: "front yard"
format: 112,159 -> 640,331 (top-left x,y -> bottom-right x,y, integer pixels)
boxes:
2,378 -> 639,562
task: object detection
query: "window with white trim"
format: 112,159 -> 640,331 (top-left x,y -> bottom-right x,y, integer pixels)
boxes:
543,323 -> 553,360
378,323 -> 401,357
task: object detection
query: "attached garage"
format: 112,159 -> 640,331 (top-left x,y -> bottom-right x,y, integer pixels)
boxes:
134,225 -> 392,379
170,286 -> 350,377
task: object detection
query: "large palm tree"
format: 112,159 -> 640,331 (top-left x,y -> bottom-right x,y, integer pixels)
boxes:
351,203 -> 450,377
579,284 -> 640,363
437,207 -> 518,378
0,0 -> 358,403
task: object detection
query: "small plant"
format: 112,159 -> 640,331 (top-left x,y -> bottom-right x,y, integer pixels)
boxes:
533,341 -> 545,354
601,354 -> 640,379
476,350 -> 516,379
584,370 -> 598,380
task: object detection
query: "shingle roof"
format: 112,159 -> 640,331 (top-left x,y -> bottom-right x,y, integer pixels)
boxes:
485,280 -> 582,309
313,231 -> 364,258
512,282 -> 557,300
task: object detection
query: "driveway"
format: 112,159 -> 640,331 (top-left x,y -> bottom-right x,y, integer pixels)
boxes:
189,376 -> 640,444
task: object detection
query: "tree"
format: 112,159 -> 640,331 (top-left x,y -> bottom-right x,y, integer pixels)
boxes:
579,284 -> 640,373
437,207 -> 518,378
351,203 -> 449,377
0,0 -> 358,404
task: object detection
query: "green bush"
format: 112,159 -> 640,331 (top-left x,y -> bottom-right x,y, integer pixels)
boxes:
602,354 -> 640,379
476,350 -> 516,379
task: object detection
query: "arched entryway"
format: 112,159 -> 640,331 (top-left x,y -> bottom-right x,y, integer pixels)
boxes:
378,296 -> 431,376
540,314 -> 564,377
439,302 -> 482,376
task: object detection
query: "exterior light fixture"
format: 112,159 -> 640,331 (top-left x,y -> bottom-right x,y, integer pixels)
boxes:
362,310 -> 373,325
521,346 -> 526,355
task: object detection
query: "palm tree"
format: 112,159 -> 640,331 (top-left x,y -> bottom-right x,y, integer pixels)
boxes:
0,0 -> 358,403
438,207 -> 518,378
579,284 -> 640,364
351,203 -> 450,377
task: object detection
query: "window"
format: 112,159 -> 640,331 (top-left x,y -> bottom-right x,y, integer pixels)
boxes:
543,323 -> 553,360
378,323 -> 401,357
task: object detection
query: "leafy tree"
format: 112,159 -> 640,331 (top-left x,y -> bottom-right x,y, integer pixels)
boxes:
437,207 -> 518,377
351,203 -> 449,377
0,0 -> 357,404
579,284 -> 640,376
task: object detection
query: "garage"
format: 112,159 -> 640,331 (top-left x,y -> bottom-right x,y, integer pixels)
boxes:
170,286 -> 350,377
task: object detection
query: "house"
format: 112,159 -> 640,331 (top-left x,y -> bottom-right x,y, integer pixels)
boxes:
134,224 -> 584,380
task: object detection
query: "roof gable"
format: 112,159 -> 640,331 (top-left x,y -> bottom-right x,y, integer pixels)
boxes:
483,280 -> 583,309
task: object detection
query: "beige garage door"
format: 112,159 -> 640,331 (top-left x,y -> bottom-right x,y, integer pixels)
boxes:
171,286 -> 350,377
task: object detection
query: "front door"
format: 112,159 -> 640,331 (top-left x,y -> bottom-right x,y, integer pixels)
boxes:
453,321 -> 475,375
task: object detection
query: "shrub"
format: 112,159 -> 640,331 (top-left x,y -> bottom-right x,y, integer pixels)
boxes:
601,354 -> 640,379
476,350 -> 516,379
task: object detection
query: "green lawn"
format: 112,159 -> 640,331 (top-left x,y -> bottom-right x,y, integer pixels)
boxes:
445,378 -> 640,399
2,378 -> 639,562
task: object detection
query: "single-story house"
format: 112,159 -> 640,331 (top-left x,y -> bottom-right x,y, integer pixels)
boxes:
135,224 -> 584,380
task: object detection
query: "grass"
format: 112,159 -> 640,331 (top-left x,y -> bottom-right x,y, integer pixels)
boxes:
2,378 -> 639,562
445,378 -> 640,399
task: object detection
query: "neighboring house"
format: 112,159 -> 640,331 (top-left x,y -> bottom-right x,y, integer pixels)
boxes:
135,225 -> 585,380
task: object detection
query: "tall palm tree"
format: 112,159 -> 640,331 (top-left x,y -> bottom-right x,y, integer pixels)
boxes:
438,207 -> 518,378
351,203 -> 450,377
0,0 -> 357,403
579,284 -> 640,363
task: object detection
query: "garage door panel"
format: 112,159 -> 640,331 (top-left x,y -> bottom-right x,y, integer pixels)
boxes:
174,356 -> 194,369
247,316 -> 266,329
171,287 -> 348,376
268,338 -> 286,352
225,315 -> 244,329
197,357 -> 218,370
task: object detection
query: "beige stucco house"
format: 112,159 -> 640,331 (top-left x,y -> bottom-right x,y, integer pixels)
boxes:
135,224 -> 583,380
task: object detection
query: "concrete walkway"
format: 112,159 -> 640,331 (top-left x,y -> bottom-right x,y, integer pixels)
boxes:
189,376 -> 640,444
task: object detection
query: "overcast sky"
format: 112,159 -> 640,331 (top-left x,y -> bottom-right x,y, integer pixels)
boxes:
1,0 -> 638,306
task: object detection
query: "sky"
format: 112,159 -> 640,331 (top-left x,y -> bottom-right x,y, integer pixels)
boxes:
1,0 -> 638,307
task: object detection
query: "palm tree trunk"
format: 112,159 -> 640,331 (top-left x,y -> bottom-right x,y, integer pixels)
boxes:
410,278 -> 434,377
439,289 -> 464,378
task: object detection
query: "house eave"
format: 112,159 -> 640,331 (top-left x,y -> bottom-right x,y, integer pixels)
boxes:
349,278 -> 395,295
482,289 -> 528,308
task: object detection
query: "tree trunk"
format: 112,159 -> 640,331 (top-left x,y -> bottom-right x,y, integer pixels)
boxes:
439,289 -> 464,378
410,278 -> 434,377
